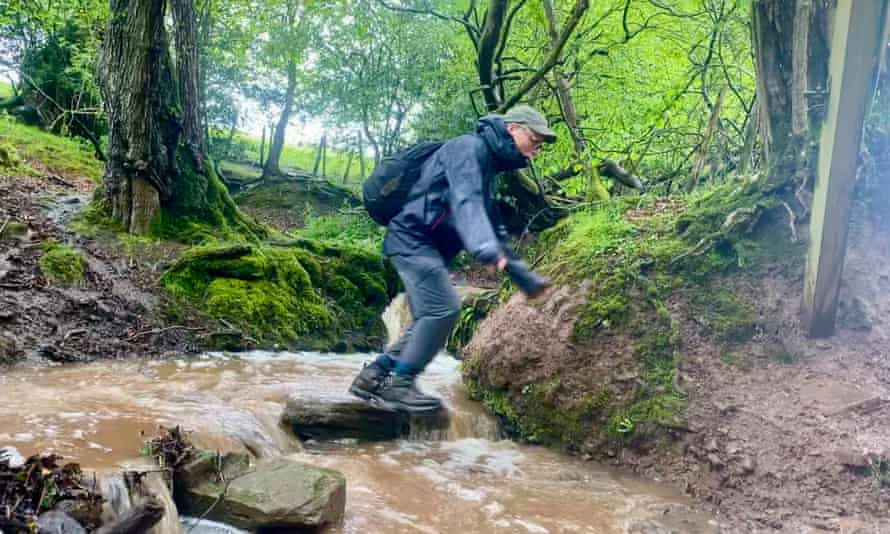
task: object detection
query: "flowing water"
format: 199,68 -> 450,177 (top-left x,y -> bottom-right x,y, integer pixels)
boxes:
0,297 -> 717,533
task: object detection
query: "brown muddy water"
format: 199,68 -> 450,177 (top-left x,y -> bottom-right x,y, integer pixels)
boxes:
0,350 -> 716,533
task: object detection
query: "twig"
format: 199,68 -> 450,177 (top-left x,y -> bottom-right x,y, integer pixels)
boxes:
47,174 -> 75,188
780,201 -> 798,242
0,215 -> 10,237
63,328 -> 87,342
126,325 -> 203,342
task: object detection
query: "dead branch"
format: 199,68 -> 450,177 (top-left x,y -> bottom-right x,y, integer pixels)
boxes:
126,325 -> 203,342
47,174 -> 76,188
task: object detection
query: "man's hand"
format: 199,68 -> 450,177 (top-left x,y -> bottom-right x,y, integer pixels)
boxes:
487,256 -> 508,276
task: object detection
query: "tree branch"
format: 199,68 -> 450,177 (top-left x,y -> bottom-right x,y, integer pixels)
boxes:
375,0 -> 479,42
497,0 -> 589,112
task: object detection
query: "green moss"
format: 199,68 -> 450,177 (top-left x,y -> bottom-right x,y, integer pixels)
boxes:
608,394 -> 687,440
0,142 -> 22,170
689,287 -> 757,344
149,149 -> 268,243
161,240 -> 393,351
39,240 -> 86,285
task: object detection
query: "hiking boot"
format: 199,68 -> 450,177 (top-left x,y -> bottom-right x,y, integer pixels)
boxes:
374,374 -> 442,414
348,361 -> 389,401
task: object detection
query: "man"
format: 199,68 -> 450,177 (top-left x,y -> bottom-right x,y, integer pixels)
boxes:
349,105 -> 555,414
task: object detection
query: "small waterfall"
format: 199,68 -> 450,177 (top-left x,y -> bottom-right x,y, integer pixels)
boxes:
98,460 -> 182,534
382,292 -> 412,346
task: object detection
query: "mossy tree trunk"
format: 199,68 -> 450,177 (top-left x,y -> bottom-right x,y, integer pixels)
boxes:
751,0 -> 833,188
99,0 -> 260,237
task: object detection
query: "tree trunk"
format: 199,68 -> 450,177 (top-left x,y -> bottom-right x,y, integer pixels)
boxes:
99,0 -> 262,237
313,133 -> 326,176
358,133 -> 366,179
223,112 -> 238,159
343,150 -> 353,183
751,0 -> 833,186
543,0 -> 607,201
98,0 -> 173,234
172,0 -> 205,153
477,0 -> 509,110
264,59 -> 297,178
259,125 -> 266,167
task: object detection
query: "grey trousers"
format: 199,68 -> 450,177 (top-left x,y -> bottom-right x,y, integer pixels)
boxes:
386,253 -> 461,373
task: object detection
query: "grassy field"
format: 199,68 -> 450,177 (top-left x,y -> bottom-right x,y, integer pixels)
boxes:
224,132 -> 365,190
0,115 -> 103,181
0,81 -> 12,99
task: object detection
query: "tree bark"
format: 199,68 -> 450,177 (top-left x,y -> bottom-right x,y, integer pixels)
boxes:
477,0 -> 509,110
358,133 -> 366,178
99,0 -> 262,237
173,0 -> 206,153
751,0 -> 833,186
259,125 -> 266,167
98,0 -> 174,234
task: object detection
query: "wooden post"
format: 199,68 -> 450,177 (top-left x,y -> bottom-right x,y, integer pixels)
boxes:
802,0 -> 890,337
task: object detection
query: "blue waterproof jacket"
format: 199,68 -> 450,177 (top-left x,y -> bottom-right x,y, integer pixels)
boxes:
382,116 -> 529,264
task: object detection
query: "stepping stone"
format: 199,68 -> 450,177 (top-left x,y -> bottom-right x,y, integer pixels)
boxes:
281,398 -> 449,442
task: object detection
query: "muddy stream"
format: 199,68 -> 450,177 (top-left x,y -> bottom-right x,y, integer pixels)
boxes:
0,297 -> 717,533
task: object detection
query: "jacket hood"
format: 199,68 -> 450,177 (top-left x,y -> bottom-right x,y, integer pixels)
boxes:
476,116 -> 529,172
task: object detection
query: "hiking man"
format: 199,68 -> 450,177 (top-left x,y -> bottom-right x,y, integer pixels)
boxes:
350,105 -> 555,414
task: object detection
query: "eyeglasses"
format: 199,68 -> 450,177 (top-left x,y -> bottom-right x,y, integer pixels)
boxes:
524,126 -> 545,147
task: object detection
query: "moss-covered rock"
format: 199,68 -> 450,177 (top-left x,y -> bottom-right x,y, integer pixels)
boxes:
464,178 -> 804,456
160,239 -> 395,351
39,240 -> 86,285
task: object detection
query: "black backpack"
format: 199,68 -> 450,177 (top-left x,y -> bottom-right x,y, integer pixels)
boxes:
362,141 -> 444,225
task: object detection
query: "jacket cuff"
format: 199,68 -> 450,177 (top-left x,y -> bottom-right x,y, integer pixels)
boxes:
472,241 -> 501,264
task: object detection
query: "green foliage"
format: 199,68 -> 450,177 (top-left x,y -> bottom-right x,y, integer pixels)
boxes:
0,81 -> 12,98
3,0 -> 109,142
39,239 -> 86,285
304,0 -> 456,154
0,114 -> 102,180
300,211 -> 383,248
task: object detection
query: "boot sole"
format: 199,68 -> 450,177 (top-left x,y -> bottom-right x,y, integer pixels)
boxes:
349,386 -> 441,415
